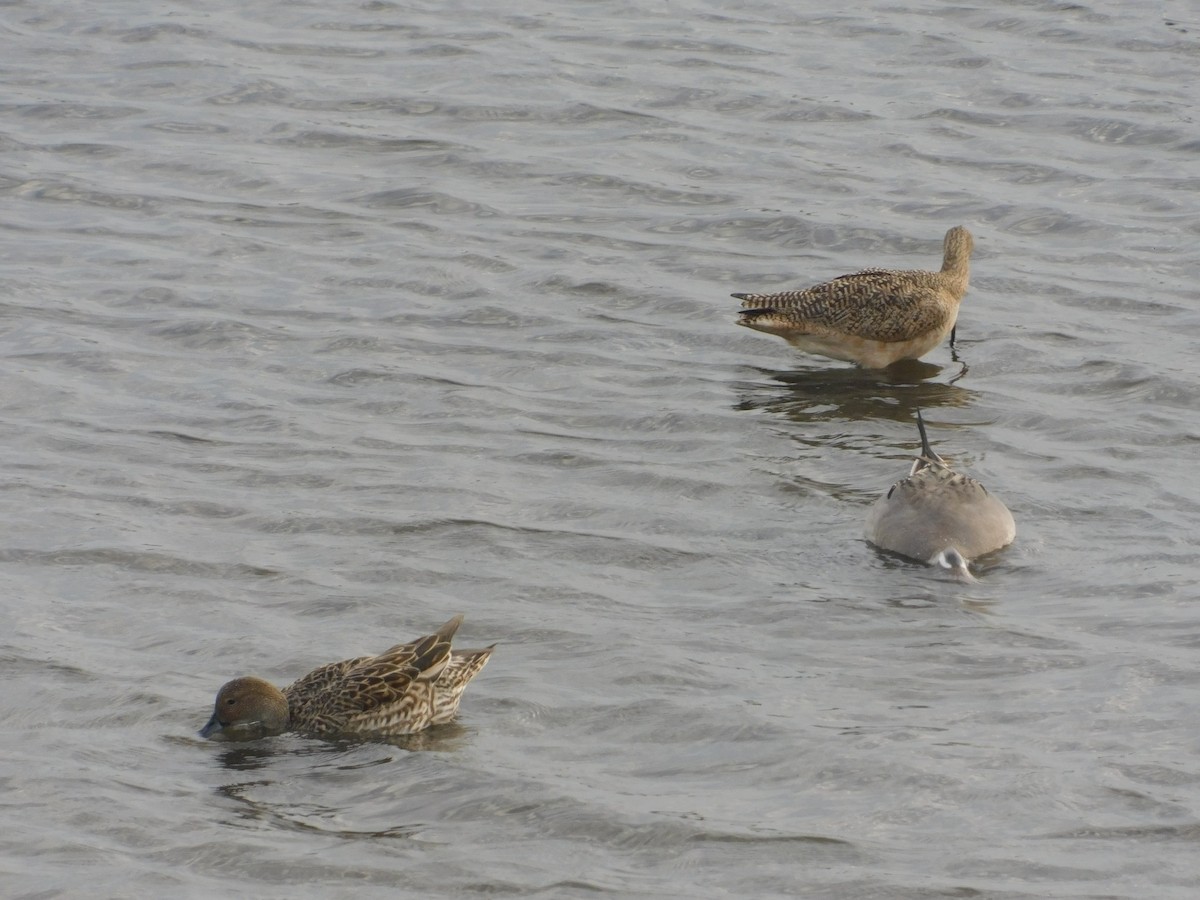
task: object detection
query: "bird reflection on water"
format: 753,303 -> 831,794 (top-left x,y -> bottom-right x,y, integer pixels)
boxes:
732,359 -> 974,426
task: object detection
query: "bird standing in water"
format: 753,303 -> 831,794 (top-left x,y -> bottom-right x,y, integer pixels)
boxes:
734,226 -> 973,368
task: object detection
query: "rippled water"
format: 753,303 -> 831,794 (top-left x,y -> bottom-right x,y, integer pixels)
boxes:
3,0 -> 1199,896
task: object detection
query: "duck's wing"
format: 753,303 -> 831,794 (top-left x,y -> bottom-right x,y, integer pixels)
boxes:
323,615 -> 464,713
282,655 -> 372,729
284,656 -> 369,706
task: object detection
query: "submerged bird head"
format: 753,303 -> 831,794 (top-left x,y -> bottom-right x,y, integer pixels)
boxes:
930,547 -> 976,582
200,676 -> 290,741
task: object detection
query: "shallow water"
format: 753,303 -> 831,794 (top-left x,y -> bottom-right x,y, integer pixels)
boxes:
2,0 -> 1199,896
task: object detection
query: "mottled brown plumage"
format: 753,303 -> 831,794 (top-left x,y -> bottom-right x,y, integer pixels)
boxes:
200,615 -> 494,740
733,226 -> 973,368
865,412 -> 1015,580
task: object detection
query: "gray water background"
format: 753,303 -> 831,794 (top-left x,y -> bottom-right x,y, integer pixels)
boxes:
3,0 -> 1199,896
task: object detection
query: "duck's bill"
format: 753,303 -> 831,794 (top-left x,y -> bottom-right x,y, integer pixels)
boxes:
199,716 -> 276,742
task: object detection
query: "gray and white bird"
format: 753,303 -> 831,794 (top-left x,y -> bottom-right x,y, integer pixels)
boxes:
865,412 -> 1015,580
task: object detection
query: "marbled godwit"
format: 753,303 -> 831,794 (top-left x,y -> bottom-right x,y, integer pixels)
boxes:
734,226 -> 973,368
